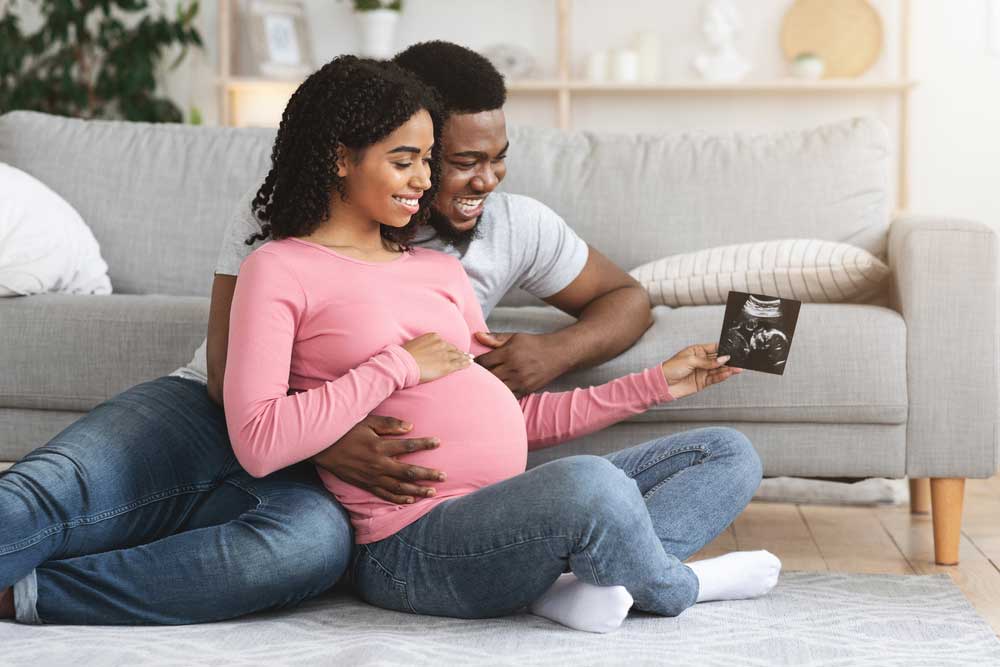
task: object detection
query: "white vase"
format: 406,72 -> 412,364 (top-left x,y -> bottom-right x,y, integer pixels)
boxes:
635,31 -> 661,82
790,55 -> 825,80
611,49 -> 639,83
355,9 -> 399,59
585,50 -> 609,82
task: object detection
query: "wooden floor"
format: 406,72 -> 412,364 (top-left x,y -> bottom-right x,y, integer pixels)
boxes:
690,474 -> 1000,635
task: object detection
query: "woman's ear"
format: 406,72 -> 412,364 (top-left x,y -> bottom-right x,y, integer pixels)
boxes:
335,144 -> 350,178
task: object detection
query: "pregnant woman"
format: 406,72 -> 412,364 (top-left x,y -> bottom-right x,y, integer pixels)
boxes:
224,56 -> 780,634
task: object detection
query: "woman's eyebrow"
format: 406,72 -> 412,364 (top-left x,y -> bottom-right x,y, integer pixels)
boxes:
386,146 -> 421,155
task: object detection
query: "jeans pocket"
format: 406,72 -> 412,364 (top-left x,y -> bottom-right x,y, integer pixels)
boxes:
354,546 -> 415,614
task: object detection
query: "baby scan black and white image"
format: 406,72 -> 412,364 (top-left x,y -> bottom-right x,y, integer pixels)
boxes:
717,291 -> 801,375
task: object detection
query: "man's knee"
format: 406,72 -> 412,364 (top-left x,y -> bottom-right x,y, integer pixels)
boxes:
238,488 -> 353,603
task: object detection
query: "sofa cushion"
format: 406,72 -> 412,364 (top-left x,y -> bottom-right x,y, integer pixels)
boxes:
0,111 -> 275,298
0,295 -> 208,411
0,163 -> 113,297
499,118 -> 891,308
486,303 -> 908,424
1,295 -> 906,424
629,238 -> 891,306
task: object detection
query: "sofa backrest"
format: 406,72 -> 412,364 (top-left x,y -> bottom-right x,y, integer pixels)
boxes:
502,117 -> 892,269
0,111 -> 891,299
0,111 -> 275,297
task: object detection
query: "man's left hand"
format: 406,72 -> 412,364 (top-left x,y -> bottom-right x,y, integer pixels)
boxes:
473,331 -> 569,397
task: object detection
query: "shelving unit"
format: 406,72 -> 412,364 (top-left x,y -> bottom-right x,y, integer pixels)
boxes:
217,0 -> 914,207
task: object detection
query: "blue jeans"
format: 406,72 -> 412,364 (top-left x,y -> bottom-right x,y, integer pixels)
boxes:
352,427 -> 762,618
0,376 -> 352,625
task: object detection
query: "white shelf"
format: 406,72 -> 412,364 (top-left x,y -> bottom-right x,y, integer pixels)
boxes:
222,76 -> 301,91
506,79 -> 918,93
217,0 -> 913,208
221,76 -> 917,95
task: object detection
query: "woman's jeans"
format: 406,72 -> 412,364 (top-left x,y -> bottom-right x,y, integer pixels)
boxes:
0,376 -> 352,625
352,427 -> 762,619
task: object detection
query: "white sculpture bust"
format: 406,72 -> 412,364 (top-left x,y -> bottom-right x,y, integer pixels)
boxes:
693,0 -> 752,82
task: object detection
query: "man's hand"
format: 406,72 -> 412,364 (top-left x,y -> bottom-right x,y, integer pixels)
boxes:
660,342 -> 742,400
473,331 -> 570,397
310,415 -> 447,504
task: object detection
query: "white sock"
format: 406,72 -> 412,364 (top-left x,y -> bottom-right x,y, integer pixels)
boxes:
687,550 -> 782,603
529,572 -> 633,633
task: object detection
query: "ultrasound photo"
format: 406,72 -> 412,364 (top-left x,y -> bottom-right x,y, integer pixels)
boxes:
717,291 -> 801,375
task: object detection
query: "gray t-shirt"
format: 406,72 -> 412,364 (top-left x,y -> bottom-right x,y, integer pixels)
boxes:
170,188 -> 589,384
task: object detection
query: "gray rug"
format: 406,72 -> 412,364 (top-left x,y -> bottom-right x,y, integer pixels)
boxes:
1,572 -> 997,666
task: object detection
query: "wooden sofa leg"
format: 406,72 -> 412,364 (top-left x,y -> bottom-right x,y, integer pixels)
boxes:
909,478 -> 931,514
930,478 -> 966,565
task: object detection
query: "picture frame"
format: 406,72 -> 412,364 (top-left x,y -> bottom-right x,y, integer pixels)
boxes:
239,0 -> 314,79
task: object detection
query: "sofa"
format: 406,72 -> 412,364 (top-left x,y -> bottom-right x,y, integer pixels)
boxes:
1,110 -> 996,566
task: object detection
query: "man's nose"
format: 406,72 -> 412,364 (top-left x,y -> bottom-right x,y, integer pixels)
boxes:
471,167 -> 499,192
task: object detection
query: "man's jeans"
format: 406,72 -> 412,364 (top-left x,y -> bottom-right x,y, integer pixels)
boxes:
0,376 -> 352,625
353,428 -> 762,619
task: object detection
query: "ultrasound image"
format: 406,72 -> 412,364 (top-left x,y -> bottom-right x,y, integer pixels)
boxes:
717,292 -> 801,375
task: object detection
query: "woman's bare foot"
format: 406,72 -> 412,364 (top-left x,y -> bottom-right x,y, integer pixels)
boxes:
687,550 -> 781,602
0,586 -> 14,620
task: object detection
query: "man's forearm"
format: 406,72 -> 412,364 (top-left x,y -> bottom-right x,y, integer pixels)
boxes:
548,284 -> 653,372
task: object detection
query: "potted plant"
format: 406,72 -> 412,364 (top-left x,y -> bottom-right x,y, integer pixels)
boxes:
0,0 -> 202,123
350,0 -> 402,59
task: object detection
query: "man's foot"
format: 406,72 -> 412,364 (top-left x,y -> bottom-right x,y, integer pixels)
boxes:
0,586 -> 14,620
687,550 -> 781,603
529,572 -> 633,633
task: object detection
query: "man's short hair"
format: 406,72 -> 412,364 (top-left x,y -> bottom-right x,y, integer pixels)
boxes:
393,40 -> 506,116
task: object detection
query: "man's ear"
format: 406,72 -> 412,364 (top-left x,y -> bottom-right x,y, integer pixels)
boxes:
335,144 -> 351,178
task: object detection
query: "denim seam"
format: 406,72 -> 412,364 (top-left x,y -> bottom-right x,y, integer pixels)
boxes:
391,532 -> 578,559
626,444 -> 710,480
222,477 -> 267,507
584,550 -> 602,586
360,545 -> 416,614
622,444 -> 710,500
0,482 -> 221,556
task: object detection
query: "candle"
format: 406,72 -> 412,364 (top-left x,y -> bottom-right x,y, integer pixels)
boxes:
611,48 -> 639,83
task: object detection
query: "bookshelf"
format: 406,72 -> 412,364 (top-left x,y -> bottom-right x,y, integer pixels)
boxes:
217,0 -> 915,207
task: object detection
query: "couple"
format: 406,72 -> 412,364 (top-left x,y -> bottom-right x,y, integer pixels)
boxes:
1,41 -> 779,633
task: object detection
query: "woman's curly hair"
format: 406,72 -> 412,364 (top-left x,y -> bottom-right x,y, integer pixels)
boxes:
246,56 -> 443,250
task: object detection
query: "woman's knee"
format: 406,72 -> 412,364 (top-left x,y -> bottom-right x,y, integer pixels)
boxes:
543,456 -> 644,521
703,427 -> 763,496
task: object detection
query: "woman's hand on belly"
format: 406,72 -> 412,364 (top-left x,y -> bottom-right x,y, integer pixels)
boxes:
310,414 -> 448,504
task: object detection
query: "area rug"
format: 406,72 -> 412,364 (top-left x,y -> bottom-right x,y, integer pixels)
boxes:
1,572 -> 997,666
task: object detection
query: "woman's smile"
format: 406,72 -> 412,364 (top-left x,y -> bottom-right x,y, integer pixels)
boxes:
392,193 -> 422,215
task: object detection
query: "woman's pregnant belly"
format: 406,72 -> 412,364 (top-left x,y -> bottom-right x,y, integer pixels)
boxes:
319,363 -> 528,540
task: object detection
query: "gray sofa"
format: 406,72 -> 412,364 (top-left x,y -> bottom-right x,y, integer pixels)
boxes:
1,110 -> 996,565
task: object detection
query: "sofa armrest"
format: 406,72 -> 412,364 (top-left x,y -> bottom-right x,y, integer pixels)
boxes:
0,294 -> 209,411
888,214 -> 999,477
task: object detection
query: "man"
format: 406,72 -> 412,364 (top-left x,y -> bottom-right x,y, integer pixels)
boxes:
1,43 -> 762,628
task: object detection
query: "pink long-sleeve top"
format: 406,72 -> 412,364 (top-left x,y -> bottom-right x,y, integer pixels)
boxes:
224,238 -> 676,544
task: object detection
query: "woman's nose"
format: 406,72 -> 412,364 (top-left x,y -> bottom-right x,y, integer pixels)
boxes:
412,170 -> 431,191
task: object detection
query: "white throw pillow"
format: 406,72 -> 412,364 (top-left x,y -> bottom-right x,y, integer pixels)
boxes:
629,239 -> 889,307
0,163 -> 112,297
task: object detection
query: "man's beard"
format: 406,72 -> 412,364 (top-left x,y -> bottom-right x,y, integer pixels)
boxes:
425,206 -> 484,249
